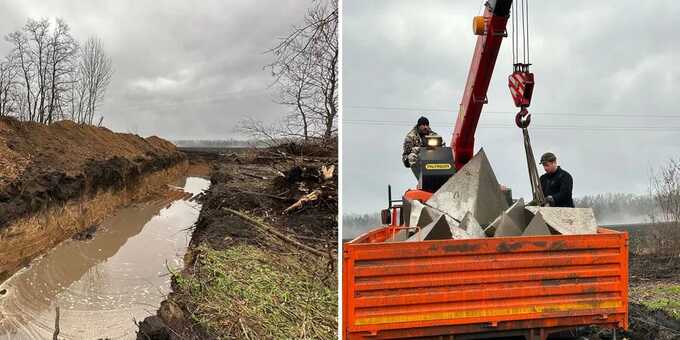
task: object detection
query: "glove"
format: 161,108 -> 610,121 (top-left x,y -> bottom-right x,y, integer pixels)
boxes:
407,152 -> 418,166
543,196 -> 555,207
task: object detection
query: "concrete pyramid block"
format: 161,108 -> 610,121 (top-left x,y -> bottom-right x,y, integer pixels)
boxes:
525,206 -> 539,214
408,200 -> 426,227
428,149 -> 509,226
450,226 -> 473,239
505,198 -> 533,228
405,212 -> 472,241
443,214 -> 473,239
417,206 -> 436,227
522,211 -> 552,236
460,211 -> 486,238
485,198 -> 532,236
523,207 -> 597,235
401,199 -> 412,226
407,215 -> 452,241
386,229 -> 410,242
492,212 -> 523,237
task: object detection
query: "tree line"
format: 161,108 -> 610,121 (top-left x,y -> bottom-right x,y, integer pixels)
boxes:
173,139 -> 262,148
0,18 -> 112,125
344,155 -> 680,238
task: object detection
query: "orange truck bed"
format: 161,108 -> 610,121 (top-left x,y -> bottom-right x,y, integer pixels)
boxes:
343,226 -> 629,339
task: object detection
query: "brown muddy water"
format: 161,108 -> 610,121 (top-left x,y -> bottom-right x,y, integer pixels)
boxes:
0,176 -> 210,339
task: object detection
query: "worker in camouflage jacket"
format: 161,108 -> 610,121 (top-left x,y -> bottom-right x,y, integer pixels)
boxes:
402,116 -> 444,179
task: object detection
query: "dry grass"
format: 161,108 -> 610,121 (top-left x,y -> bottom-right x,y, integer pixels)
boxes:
174,244 -> 337,339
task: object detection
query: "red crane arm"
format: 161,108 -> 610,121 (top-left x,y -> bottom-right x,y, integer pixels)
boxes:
452,0 -> 512,170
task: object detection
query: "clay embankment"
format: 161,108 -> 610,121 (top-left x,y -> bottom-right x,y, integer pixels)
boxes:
0,117 -> 186,284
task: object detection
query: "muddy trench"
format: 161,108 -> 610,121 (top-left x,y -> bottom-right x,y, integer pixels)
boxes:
0,162 -> 211,339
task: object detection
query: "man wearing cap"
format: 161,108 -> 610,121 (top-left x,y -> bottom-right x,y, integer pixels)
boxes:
402,116 -> 443,179
539,152 -> 574,207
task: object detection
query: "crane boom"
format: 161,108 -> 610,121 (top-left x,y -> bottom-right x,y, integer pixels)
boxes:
452,0 -> 512,170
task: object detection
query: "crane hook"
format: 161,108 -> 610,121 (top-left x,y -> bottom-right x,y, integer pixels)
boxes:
514,107 -> 531,128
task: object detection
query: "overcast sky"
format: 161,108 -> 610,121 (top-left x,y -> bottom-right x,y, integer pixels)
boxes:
0,0 -> 311,139
342,1 -> 679,232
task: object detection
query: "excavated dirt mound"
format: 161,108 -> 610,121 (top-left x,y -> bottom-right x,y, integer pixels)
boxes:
0,117 -> 184,228
137,144 -> 337,340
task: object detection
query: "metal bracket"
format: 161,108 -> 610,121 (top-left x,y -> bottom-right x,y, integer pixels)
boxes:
473,95 -> 488,104
492,29 -> 508,37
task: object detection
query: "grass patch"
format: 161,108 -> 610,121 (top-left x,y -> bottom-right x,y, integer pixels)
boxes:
175,244 -> 337,339
638,284 -> 680,319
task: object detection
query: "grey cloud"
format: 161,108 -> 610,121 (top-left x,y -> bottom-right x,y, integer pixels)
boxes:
0,0 -> 310,139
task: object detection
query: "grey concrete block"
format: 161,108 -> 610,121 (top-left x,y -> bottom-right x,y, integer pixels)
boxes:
492,213 -> 524,237
428,149 -> 509,226
417,206 -> 436,227
407,215 -> 452,241
523,207 -> 598,235
460,211 -> 486,238
408,200 -> 425,227
386,229 -> 410,242
522,211 -> 552,236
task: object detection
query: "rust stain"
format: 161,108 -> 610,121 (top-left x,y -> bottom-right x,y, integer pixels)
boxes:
531,241 -> 547,248
549,240 -> 567,251
497,241 -> 523,253
540,279 -> 563,287
443,243 -> 480,253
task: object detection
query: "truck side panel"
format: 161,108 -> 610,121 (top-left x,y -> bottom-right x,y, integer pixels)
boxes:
343,228 -> 628,339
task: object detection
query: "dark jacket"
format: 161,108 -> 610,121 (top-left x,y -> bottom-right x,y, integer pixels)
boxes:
540,166 -> 574,207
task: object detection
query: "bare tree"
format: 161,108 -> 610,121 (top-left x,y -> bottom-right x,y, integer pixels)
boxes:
308,0 -> 339,141
650,158 -> 680,223
241,0 -> 338,143
0,55 -> 20,116
67,59 -> 88,124
46,19 -> 78,124
3,18 -> 111,126
6,29 -> 34,121
76,36 -> 112,125
236,117 -> 281,146
24,18 -> 51,123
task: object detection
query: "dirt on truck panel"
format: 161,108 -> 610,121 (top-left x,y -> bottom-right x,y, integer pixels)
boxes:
137,143 -> 338,339
0,117 -> 185,284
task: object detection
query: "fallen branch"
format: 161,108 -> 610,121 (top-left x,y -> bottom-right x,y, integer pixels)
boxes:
283,189 -> 322,214
262,150 -> 336,162
243,173 -> 267,180
295,234 -> 333,242
223,207 -> 327,257
53,306 -> 60,340
234,189 -> 288,200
